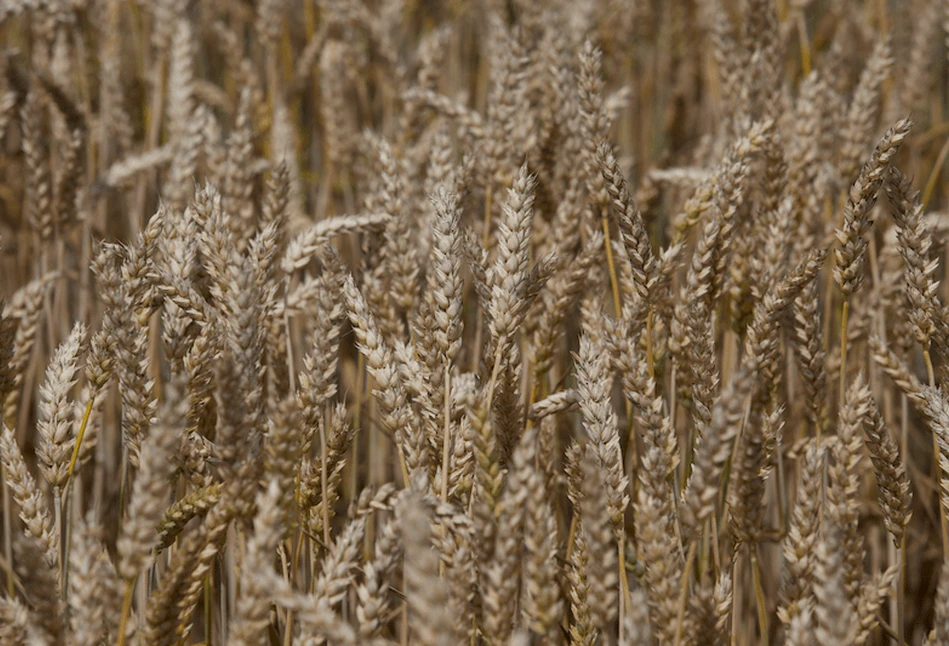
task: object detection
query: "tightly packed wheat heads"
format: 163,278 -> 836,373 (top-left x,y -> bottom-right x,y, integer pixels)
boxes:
7,0 -> 949,644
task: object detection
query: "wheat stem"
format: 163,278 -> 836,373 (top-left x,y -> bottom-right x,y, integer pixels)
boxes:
897,538 -> 905,646
2,473 -> 10,597
320,409 -> 331,548
601,209 -> 622,318
838,299 -> 850,418
796,10 -> 812,75
116,579 -> 134,646
673,540 -> 698,646
922,134 -> 949,208
645,309 -> 655,378
65,399 -> 94,484
751,547 -> 769,646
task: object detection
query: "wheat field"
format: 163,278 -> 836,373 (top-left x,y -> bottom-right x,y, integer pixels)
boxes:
3,0 -> 949,644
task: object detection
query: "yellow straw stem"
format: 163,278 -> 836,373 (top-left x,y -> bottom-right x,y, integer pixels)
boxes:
601,211 -> 623,318
922,134 -> 949,208
645,310 -> 655,378
751,547 -> 769,646
65,399 -> 95,484
116,579 -> 135,646
922,350 -> 948,558
897,538 -> 905,646
618,538 -> 631,610
837,299 -> 850,417
796,11 -> 812,76
672,541 -> 698,646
